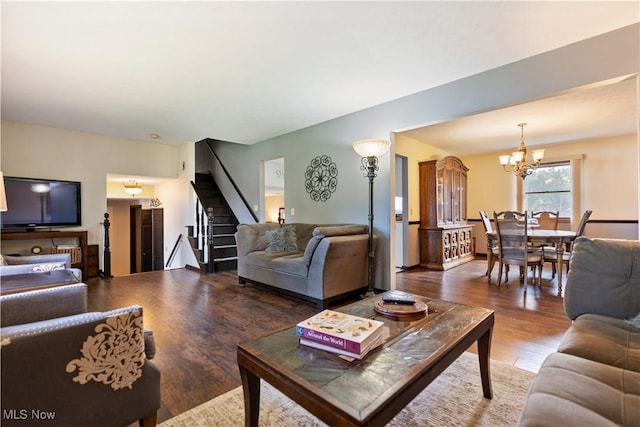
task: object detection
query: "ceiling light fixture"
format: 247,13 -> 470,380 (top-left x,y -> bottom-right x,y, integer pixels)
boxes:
123,180 -> 142,196
498,123 -> 545,179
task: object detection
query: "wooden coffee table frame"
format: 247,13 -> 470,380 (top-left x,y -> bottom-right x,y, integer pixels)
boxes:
237,296 -> 494,427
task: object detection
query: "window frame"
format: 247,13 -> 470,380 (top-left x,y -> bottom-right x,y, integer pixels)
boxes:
517,154 -> 584,226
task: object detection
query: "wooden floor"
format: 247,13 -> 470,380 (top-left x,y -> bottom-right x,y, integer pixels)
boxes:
86,259 -> 571,424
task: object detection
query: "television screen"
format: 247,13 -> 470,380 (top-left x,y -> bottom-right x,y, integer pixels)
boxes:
1,176 -> 82,229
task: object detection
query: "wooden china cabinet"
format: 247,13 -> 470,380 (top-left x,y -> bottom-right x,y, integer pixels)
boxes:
419,156 -> 474,270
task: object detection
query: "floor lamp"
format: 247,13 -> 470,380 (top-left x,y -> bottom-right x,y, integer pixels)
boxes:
352,139 -> 391,297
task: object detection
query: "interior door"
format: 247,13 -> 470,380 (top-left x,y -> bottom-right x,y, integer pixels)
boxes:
130,206 -> 163,273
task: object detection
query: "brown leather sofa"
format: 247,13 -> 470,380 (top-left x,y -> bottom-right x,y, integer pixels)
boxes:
518,237 -> 640,426
235,223 -> 375,308
1,283 -> 161,427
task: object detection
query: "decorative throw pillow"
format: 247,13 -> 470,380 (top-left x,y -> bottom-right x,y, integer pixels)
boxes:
31,262 -> 66,273
266,226 -> 298,252
0,254 -> 6,266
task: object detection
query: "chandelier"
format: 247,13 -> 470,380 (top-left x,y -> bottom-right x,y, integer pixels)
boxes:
123,180 -> 142,196
498,123 -> 544,179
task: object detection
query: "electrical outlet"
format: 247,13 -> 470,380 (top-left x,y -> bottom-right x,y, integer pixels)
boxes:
290,208 -> 295,216
253,204 -> 259,212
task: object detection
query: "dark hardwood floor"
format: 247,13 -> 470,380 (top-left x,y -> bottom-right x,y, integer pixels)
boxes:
86,259 -> 570,423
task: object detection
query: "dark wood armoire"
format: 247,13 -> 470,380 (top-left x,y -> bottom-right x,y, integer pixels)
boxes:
419,156 -> 474,270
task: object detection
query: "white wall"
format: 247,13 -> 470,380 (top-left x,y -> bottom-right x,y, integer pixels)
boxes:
0,121 -> 195,272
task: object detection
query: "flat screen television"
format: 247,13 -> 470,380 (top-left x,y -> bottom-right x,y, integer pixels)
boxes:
1,176 -> 82,230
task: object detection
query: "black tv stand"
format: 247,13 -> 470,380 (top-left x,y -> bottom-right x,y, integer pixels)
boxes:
1,227 -> 59,233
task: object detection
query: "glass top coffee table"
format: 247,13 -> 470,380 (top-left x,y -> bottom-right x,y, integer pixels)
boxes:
237,294 -> 494,426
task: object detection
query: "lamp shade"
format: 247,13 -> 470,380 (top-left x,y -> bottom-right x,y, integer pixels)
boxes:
0,172 -> 7,212
352,139 -> 391,158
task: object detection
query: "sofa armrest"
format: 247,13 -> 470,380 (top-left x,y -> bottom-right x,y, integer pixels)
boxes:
0,283 -> 88,327
308,233 -> 375,298
564,237 -> 640,320
1,305 -> 161,427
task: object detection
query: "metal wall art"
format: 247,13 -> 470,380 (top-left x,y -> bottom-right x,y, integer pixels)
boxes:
304,155 -> 338,202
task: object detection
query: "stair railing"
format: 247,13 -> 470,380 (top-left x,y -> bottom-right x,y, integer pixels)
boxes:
196,139 -> 258,224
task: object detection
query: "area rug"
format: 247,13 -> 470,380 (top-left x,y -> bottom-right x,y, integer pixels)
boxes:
159,352 -> 534,426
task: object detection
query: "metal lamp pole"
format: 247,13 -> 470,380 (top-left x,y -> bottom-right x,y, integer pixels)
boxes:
361,155 -> 378,297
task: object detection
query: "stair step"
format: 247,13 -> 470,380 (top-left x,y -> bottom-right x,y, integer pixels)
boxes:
214,256 -> 238,262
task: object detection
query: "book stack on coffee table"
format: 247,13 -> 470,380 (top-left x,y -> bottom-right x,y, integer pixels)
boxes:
296,309 -> 385,360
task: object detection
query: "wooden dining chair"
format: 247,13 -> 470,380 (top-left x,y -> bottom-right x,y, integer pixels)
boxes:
544,210 -> 593,280
530,210 -> 560,253
479,210 -> 499,279
532,211 -> 560,230
493,210 -> 543,293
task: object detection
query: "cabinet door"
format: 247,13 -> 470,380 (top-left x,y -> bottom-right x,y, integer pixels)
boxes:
453,169 -> 461,223
436,167 -> 444,224
460,172 -> 467,221
444,167 -> 453,224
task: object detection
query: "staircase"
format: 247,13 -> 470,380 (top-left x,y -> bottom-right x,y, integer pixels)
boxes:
188,172 -> 239,273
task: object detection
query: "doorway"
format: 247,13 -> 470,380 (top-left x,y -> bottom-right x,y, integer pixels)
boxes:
395,155 -> 409,270
264,157 -> 285,223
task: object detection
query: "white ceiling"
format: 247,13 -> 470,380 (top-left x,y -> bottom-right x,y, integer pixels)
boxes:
399,75 -> 638,155
2,1 -> 638,152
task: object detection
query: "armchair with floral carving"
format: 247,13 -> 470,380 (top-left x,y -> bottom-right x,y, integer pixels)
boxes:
0,283 -> 161,427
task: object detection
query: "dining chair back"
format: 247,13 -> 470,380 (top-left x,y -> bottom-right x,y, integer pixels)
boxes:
480,210 -> 493,233
479,211 -> 499,279
532,211 -> 560,230
544,209 -> 593,281
493,210 -> 543,293
575,209 -> 593,236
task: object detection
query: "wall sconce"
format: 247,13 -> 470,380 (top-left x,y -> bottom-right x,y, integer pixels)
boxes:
123,180 -> 142,196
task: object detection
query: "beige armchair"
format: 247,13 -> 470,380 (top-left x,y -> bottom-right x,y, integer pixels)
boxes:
1,284 -> 161,427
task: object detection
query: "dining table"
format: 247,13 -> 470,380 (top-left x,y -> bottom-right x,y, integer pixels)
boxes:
487,229 -> 577,296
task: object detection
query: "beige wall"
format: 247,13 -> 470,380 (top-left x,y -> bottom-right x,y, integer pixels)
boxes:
265,194 -> 284,223
106,201 -> 132,277
395,133 -> 638,264
464,134 -> 638,222
394,133 -> 453,223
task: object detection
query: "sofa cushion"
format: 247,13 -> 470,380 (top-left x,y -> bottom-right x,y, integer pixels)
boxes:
564,237 -> 640,321
266,225 -> 298,252
557,313 -> 640,372
245,251 -> 294,269
518,352 -> 640,427
270,253 -> 308,277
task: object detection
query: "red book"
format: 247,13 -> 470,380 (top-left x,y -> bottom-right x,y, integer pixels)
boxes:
295,309 -> 384,355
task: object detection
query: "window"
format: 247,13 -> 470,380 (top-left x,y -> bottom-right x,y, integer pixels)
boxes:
523,161 -> 572,217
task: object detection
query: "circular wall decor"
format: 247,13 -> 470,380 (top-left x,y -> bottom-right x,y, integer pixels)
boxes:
304,155 -> 338,202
